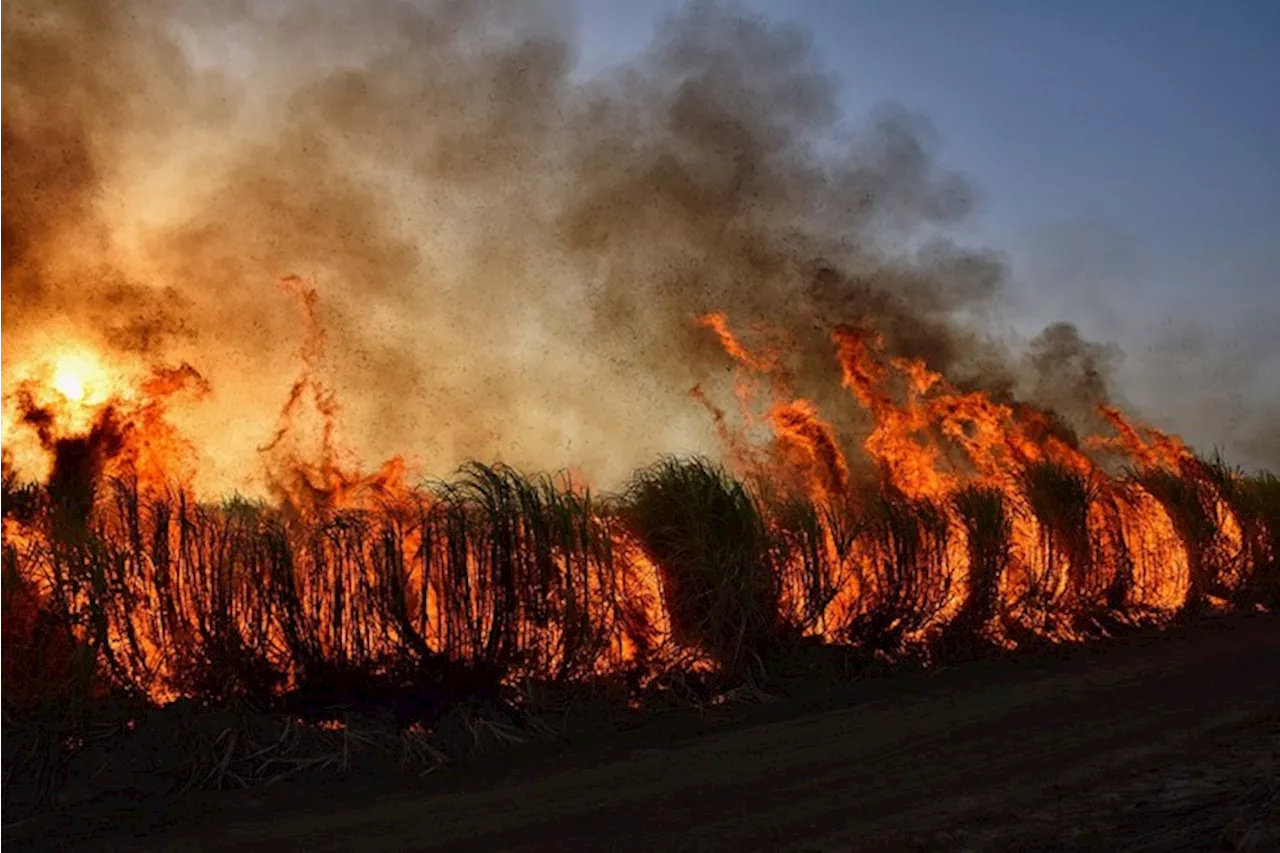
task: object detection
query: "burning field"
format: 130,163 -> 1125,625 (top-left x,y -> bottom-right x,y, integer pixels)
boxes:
3,0 -> 1279,829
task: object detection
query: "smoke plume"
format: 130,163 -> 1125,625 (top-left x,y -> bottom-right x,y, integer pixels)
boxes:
4,0 -> 1249,495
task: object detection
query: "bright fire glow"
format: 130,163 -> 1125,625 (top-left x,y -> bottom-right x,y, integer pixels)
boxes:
0,287 -> 1265,709
51,352 -> 105,405
1,343 -> 154,482
53,365 -> 86,403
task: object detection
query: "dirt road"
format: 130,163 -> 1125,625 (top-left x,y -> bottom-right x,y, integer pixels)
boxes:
18,614 -> 1280,851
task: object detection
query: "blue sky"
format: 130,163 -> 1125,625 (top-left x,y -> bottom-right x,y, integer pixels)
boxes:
571,0 -> 1279,458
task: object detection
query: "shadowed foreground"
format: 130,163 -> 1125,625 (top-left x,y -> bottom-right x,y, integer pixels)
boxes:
16,614 -> 1280,852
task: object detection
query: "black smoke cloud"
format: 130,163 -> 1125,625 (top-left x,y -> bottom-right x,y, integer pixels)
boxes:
2,0 -> 1191,492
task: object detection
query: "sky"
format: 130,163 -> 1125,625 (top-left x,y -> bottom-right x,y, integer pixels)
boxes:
575,0 -> 1280,459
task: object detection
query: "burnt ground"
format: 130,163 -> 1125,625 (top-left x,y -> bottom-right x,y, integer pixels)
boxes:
8,612 -> 1279,852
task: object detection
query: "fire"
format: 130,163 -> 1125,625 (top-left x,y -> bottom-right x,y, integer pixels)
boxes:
2,0 -> 1274,726
0,284 -> 1273,712
51,355 -> 91,404
3,344 -> 119,477
691,314 -> 1262,645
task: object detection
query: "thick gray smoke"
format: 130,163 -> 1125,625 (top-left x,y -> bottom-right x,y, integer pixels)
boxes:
7,0 -> 1252,494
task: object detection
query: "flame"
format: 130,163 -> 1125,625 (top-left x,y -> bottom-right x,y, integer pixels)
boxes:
0,284 -> 1272,710
51,356 -> 91,404
3,0 -> 1272,717
690,314 -> 1239,645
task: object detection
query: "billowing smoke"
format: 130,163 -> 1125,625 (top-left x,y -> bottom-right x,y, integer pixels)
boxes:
4,0 -> 1242,495
1124,317 -> 1280,473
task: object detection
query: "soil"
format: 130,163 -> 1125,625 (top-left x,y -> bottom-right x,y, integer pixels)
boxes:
7,612 -> 1279,852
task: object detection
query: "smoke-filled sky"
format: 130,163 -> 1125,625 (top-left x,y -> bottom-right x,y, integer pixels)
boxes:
577,0 -> 1280,464
3,0 -> 1277,496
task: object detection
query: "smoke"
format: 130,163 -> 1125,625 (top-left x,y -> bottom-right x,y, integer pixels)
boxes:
3,0 -> 1250,494
1123,316 -> 1280,474
1016,215 -> 1280,474
2,0 -> 197,349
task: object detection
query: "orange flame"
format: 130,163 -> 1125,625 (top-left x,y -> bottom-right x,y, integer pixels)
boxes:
0,286 -> 1266,709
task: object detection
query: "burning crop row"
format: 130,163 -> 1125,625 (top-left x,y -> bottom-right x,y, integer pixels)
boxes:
3,0 -> 1277,735
3,307 -> 1277,718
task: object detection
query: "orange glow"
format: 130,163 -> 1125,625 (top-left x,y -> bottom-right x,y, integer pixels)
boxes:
0,286 -> 1270,707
